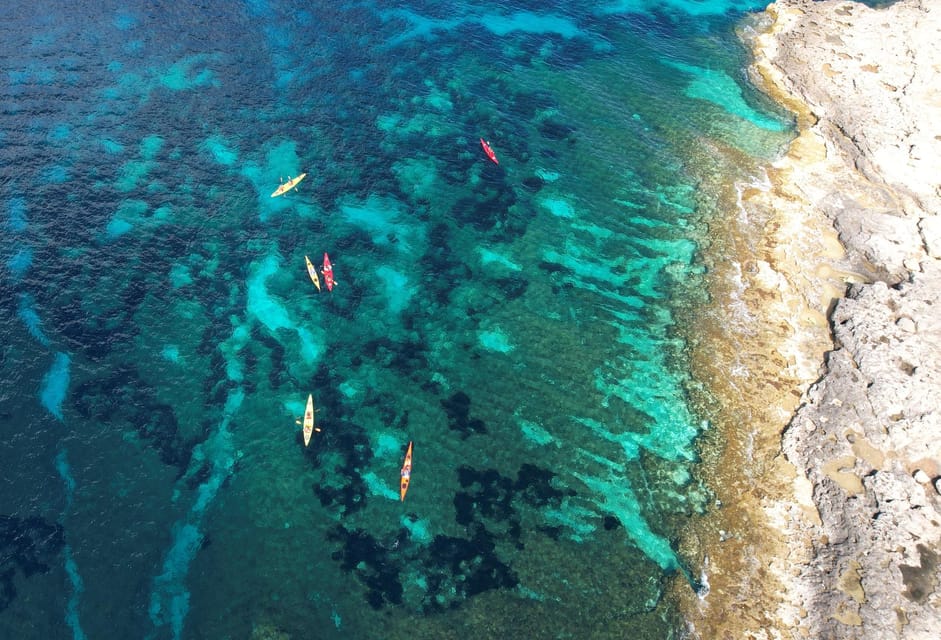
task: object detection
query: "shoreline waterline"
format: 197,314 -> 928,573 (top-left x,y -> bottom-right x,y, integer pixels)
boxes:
675,4 -> 859,637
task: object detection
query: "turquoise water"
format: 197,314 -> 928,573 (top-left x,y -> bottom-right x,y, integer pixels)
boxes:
0,1 -> 791,638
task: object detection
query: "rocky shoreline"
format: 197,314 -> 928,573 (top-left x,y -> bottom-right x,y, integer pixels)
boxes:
681,0 -> 941,638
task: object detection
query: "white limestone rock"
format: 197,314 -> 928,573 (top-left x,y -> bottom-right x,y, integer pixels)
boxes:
783,267 -> 941,639
751,1 -> 941,638
921,215 -> 941,259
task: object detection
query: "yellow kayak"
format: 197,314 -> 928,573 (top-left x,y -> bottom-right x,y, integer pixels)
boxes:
303,394 -> 315,446
271,173 -> 307,198
304,255 -> 321,292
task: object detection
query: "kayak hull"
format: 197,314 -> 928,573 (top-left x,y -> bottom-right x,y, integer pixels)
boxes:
322,253 -> 335,292
303,394 -> 315,446
479,138 -> 499,165
304,255 -> 322,292
400,441 -> 413,501
271,173 -> 307,198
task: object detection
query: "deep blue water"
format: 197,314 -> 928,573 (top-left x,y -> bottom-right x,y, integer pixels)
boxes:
1,1 -> 791,638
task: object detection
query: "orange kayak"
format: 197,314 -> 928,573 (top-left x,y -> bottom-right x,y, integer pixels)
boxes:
304,255 -> 321,292
480,138 -> 499,165
400,441 -> 413,501
322,253 -> 335,292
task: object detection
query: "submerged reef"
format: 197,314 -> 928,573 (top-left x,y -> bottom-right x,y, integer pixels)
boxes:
0,515 -> 65,612
327,462 -> 576,612
73,366 -> 201,472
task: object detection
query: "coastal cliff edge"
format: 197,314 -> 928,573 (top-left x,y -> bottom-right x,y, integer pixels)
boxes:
681,1 -> 941,638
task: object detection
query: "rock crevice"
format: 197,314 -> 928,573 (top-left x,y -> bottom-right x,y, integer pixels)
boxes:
751,1 -> 941,638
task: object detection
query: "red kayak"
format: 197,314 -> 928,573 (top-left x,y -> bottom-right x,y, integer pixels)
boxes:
322,253 -> 335,292
480,138 -> 499,165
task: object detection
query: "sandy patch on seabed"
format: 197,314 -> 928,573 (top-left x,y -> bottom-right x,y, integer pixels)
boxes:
672,5 -> 865,638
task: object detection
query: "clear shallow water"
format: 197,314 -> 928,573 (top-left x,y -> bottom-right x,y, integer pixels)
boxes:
0,1 -> 791,638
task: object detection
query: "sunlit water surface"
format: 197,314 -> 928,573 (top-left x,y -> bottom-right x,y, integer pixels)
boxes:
0,1 -> 792,638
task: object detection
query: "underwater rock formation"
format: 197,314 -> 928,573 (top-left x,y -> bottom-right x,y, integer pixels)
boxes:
0,515 -> 65,612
